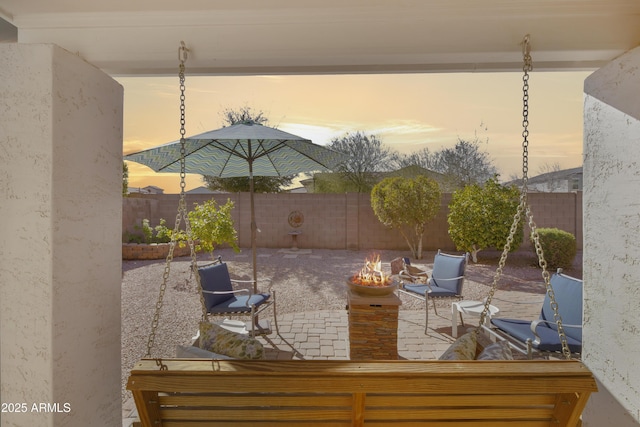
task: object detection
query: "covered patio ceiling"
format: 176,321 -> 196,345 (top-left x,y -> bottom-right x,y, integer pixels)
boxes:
1,0 -> 639,76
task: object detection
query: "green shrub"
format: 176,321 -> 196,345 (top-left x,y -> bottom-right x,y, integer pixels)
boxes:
533,228 -> 576,269
125,218 -> 185,244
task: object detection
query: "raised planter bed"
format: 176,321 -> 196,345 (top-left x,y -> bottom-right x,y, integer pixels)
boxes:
122,242 -> 193,260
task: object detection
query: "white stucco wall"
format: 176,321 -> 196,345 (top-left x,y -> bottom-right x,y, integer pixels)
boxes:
0,44 -> 123,426
582,46 -> 640,426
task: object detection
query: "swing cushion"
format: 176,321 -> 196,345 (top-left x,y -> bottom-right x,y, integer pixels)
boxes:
439,331 -> 477,360
476,340 -> 514,360
198,322 -> 265,359
539,272 -> 583,343
491,271 -> 583,353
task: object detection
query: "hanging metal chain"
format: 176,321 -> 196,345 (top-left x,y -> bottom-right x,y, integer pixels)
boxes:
145,42 -> 202,358
173,43 -> 208,320
478,35 -> 571,359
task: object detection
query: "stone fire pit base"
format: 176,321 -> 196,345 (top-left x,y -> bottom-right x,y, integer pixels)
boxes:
347,290 -> 401,360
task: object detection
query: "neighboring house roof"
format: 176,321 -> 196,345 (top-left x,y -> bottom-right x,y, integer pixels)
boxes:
287,186 -> 308,193
185,186 -> 225,194
128,185 -> 164,194
508,166 -> 583,191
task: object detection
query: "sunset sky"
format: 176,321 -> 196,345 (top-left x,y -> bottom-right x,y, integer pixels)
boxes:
118,71 -> 591,193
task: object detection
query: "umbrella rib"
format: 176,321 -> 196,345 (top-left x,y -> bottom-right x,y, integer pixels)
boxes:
189,140 -> 250,177
255,140 -> 288,176
268,139 -> 341,169
149,140 -> 209,172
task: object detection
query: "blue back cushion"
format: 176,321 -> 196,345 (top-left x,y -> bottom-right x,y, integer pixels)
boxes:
198,263 -> 234,311
540,272 -> 583,342
430,252 -> 466,293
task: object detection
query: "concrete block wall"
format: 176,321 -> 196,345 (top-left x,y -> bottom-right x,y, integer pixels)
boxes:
526,192 -> 583,246
123,191 -> 582,253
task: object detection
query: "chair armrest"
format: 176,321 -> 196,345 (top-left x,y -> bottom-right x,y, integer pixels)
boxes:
202,289 -> 249,296
230,278 -> 273,292
430,275 -> 465,282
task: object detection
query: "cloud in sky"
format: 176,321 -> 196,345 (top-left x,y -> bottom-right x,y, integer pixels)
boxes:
119,71 -> 590,193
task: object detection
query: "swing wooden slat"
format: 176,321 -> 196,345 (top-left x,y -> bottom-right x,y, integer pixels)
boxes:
127,358 -> 596,427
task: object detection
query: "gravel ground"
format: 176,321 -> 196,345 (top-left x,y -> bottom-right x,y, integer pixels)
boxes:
121,247 -> 583,403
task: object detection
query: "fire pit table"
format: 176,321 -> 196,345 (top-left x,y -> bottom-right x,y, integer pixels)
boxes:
347,255 -> 401,360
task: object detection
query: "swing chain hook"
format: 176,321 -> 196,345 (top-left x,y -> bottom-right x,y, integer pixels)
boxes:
178,41 -> 189,64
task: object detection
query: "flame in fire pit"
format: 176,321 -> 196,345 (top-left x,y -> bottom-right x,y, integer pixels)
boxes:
351,254 -> 391,287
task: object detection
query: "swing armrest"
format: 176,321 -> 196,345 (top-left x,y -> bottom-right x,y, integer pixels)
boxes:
530,320 -> 582,345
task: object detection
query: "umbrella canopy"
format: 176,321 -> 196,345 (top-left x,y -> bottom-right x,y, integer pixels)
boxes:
125,121 -> 346,287
126,121 -> 341,178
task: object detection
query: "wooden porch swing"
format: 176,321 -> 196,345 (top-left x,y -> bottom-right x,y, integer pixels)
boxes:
127,37 -> 596,427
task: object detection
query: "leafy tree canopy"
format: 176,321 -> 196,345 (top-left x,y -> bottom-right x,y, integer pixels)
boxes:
371,176 -> 441,259
447,177 -> 522,262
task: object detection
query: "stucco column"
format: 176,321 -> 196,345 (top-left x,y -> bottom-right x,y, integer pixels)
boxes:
582,46 -> 640,426
0,44 -> 123,426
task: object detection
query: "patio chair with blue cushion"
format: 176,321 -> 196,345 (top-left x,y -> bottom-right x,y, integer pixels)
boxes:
488,269 -> 583,359
198,256 -> 277,337
398,250 -> 469,334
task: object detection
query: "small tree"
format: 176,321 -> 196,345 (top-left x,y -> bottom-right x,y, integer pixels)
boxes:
371,176 -> 441,259
433,137 -> 498,188
188,198 -> 240,259
122,162 -> 129,196
447,178 -> 522,262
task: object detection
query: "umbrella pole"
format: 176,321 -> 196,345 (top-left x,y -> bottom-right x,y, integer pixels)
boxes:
250,165 -> 258,292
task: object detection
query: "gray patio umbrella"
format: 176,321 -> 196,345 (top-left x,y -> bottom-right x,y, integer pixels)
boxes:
125,120 -> 346,288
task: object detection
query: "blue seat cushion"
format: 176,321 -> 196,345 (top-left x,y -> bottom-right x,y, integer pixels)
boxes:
403,283 -> 458,298
207,293 -> 271,314
198,263 -> 235,311
430,252 -> 466,293
403,283 -> 429,297
491,318 -> 582,353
